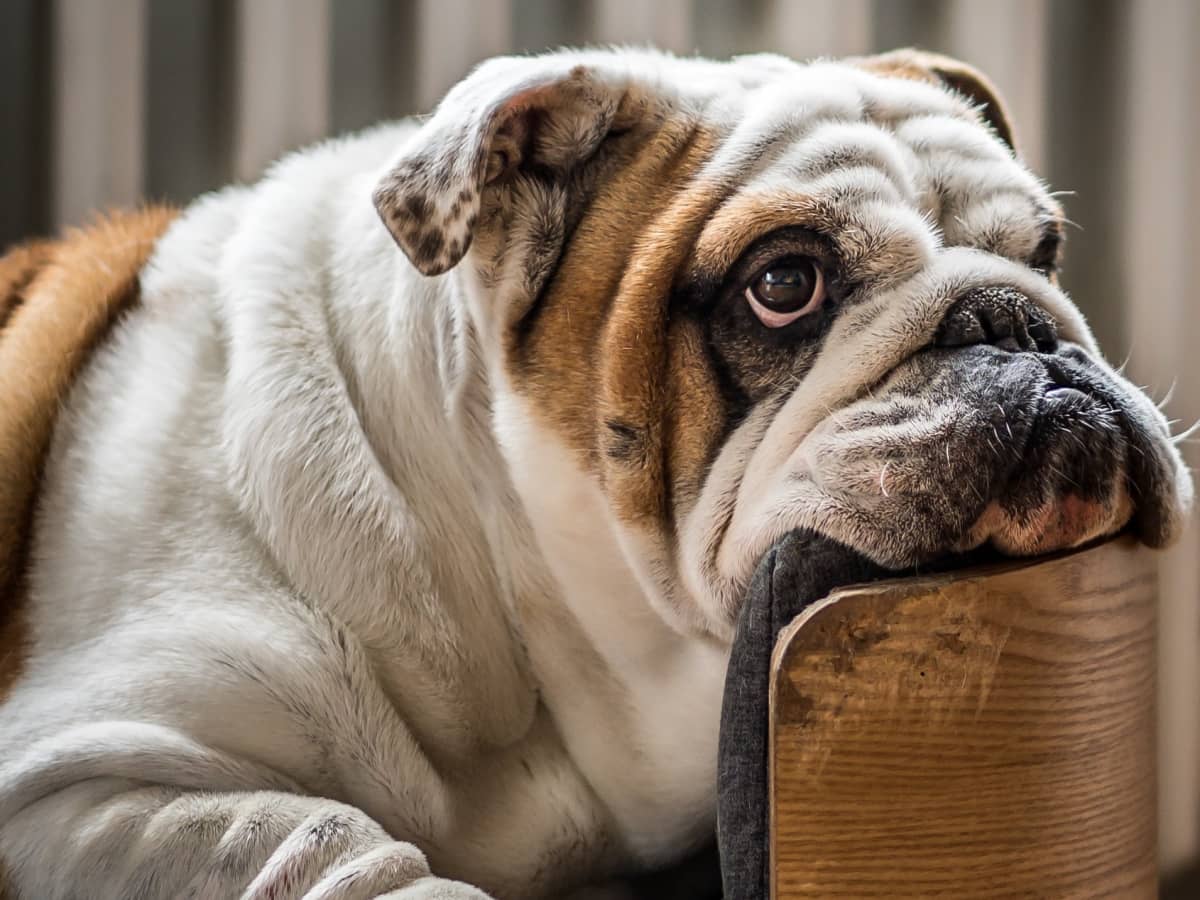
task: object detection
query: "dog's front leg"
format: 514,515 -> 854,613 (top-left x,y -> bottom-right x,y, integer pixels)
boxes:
1,780 -> 492,900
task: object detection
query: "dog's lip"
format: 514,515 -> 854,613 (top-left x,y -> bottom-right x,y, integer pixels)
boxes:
1043,384 -> 1090,403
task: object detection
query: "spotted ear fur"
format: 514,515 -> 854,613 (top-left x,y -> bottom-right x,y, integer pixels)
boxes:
373,57 -> 625,276
852,48 -> 1018,153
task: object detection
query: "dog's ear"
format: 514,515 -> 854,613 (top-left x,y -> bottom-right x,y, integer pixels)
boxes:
374,57 -> 628,276
852,48 -> 1017,153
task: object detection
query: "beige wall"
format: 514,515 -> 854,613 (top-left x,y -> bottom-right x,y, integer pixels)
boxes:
1124,0 -> 1200,872
1,0 -> 1196,877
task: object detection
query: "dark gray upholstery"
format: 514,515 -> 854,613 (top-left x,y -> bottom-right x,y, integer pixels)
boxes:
716,530 -> 888,900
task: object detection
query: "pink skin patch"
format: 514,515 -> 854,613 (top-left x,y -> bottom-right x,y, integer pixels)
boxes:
965,486 -> 1134,556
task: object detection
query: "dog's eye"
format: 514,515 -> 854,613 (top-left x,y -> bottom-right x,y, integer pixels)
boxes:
745,258 -> 826,328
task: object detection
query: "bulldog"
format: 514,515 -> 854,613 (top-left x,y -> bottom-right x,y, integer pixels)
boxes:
0,47 -> 1191,899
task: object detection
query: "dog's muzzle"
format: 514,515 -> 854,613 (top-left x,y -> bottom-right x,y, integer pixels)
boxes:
804,286 -> 1180,562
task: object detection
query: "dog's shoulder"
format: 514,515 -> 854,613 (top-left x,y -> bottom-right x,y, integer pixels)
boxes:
0,207 -> 177,698
0,122 -> 426,704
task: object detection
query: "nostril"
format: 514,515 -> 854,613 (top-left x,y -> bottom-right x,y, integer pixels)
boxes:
1027,316 -> 1057,352
935,286 -> 1058,353
935,307 -> 988,348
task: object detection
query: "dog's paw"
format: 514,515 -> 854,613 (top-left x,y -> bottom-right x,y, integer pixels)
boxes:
240,823 -> 424,899
374,877 -> 495,899
224,799 -> 478,900
288,842 -> 443,900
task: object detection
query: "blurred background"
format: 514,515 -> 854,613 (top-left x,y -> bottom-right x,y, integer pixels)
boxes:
1,0 -> 1197,889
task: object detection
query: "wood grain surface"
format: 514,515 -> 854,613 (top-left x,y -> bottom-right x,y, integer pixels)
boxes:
769,536 -> 1158,898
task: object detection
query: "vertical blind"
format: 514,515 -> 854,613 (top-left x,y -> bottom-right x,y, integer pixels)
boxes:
1,0 -> 1196,876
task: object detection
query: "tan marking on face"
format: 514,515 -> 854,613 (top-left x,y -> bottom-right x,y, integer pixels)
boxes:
506,119 -> 734,541
0,207 -> 177,702
849,51 -> 944,89
663,318 -> 726,518
850,48 -> 1017,152
688,187 -> 932,296
688,192 -> 832,280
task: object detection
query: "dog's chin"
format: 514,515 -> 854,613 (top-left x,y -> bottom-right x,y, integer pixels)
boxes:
799,340 -> 1184,567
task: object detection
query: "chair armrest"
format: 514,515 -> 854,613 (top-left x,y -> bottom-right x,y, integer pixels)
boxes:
769,536 -> 1157,898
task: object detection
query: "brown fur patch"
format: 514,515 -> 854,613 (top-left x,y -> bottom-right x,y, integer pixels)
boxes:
0,240 -> 54,334
507,119 -> 732,538
688,193 -> 832,283
687,187 -> 931,306
663,319 -> 726,517
0,207 -> 177,703
851,48 -> 1018,152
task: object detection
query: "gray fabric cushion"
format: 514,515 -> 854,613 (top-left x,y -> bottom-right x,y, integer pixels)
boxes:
716,530 -> 888,900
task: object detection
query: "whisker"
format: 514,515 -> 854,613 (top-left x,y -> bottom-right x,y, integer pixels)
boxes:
1171,419 -> 1200,444
1156,378 -> 1178,411
1114,344 -> 1136,376
995,403 -> 1013,440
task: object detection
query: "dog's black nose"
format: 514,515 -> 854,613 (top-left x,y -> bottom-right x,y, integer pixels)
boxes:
935,286 -> 1058,353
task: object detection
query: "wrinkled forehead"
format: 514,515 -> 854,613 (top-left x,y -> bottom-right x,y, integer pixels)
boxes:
648,54 -> 1057,289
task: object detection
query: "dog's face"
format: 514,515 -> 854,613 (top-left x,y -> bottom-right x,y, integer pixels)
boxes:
375,48 -> 1192,639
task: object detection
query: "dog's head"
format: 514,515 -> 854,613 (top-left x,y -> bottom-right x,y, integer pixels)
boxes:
374,48 -> 1193,639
